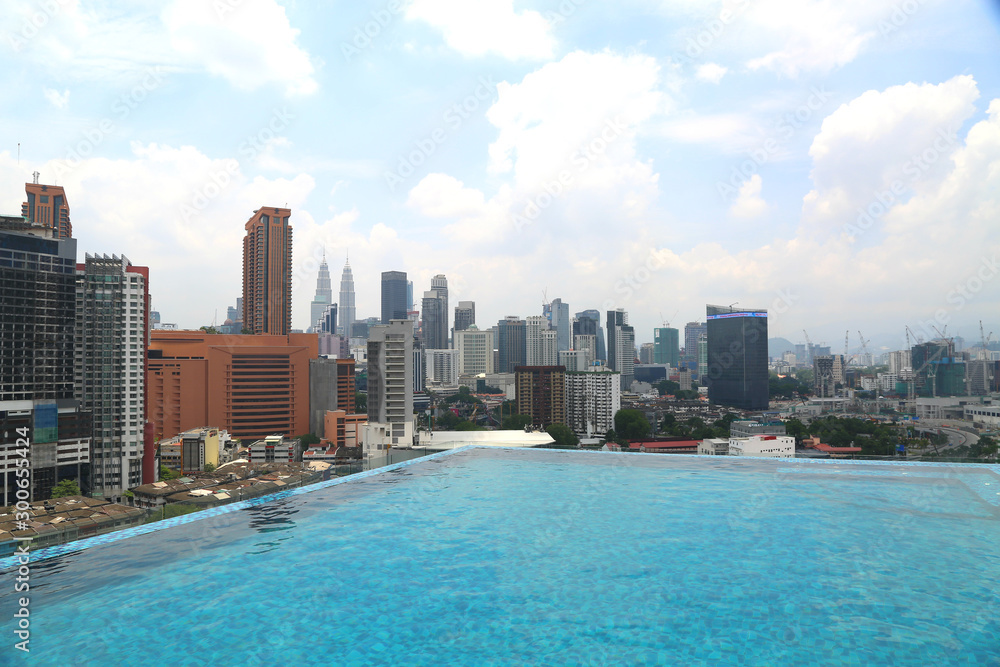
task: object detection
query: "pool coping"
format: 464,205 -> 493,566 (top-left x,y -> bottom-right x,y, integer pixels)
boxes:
2,446 -> 996,570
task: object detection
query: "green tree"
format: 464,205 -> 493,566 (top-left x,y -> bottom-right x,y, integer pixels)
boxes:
203,463 -> 216,473
455,421 -> 485,431
656,380 -> 681,397
784,418 -> 808,443
546,423 -> 579,446
501,414 -> 533,430
355,392 -> 367,412
50,479 -> 81,499
160,465 -> 180,481
199,325 -> 218,334
615,409 -> 651,440
297,433 -> 321,447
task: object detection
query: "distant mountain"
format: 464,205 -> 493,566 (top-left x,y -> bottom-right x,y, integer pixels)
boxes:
768,337 -> 796,358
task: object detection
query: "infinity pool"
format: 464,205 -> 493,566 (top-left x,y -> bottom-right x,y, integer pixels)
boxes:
2,447 -> 999,665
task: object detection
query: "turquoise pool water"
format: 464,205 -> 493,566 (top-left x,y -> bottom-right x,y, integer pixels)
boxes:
2,447 -> 999,665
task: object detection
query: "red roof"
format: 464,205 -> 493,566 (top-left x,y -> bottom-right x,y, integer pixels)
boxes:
630,440 -> 700,450
809,443 -> 862,453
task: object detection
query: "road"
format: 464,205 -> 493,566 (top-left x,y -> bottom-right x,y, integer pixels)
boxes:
911,419 -> 980,451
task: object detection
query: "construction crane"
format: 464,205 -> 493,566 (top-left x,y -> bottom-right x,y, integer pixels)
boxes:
659,310 -> 678,328
857,331 -> 872,366
802,329 -> 814,365
980,320 -> 994,393
905,326 -> 919,405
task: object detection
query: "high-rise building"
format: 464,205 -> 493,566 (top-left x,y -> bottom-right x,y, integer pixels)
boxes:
575,310 -> 606,361
653,327 -> 680,367
497,316 -> 527,373
541,329 -> 559,366
338,257 -> 356,337
814,355 -> 836,397
22,176 -> 72,239
0,219 -> 92,502
515,365 -> 566,428
367,319 -> 414,445
425,349 -> 459,386
607,309 -> 635,391
318,303 -> 338,335
705,305 -> 768,410
573,334 -> 597,367
242,206 -> 292,335
558,349 -> 589,372
309,254 -> 333,333
639,343 -> 655,365
407,280 -> 414,311
697,333 -> 708,379
148,331 -> 317,443
381,271 -> 408,324
454,301 -> 475,333
421,275 -> 448,350
76,254 -> 150,496
455,325 -> 494,376
525,315 -> 549,366
565,369 -> 620,438
547,298 -> 571,351
684,322 -> 707,363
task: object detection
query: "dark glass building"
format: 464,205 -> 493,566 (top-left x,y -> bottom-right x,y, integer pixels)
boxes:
575,310 -> 606,360
381,271 -> 408,324
497,317 -> 526,373
705,305 -> 768,410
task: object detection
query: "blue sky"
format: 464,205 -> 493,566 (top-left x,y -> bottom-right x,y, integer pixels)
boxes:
2,0 -> 999,353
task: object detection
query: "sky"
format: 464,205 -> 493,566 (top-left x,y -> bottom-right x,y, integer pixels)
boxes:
1,0 -> 999,354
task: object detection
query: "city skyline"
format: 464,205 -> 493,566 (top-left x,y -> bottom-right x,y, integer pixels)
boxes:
1,2 -> 999,350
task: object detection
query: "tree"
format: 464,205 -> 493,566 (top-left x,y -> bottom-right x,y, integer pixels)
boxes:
355,392 -> 367,412
203,463 -> 216,473
546,423 -> 579,446
784,418 -> 808,443
656,380 -> 681,397
50,479 -> 81,499
454,420 -> 485,431
614,409 -> 651,440
160,465 -> 180,481
501,414 -> 533,430
297,433 -> 321,447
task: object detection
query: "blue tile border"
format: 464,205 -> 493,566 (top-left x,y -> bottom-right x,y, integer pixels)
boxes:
2,445 -> 996,570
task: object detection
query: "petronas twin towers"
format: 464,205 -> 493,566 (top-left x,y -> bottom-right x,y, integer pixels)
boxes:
309,252 -> 355,336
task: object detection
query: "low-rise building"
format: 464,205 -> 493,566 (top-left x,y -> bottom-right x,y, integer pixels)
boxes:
247,435 -> 302,464
698,438 -> 729,455
0,496 -> 145,556
159,427 -> 223,474
728,435 -> 795,457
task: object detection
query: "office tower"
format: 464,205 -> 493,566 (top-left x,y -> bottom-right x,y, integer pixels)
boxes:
814,356 -> 836,397
407,280 -> 414,311
639,343 -> 655,365
0,219 -> 92,503
425,349 -> 459,385
697,333 -> 708,378
76,254 -> 149,496
525,315 -> 549,365
22,175 -> 72,239
541,330 -> 559,366
548,298 -> 571,351
455,325 -> 494,375
653,327 -> 680,367
309,254 -> 333,333
412,346 -> 425,393
339,257 -> 356,337
367,319 -> 414,445
607,309 -> 635,391
565,369 -> 620,438
149,331 -> 318,442
684,322 -> 707,363
515,366 -> 566,428
0,220 -> 77,401
558,349 -> 589,372
575,310 -> 606,360
381,271 -> 408,324
309,357 -> 356,437
573,334 -> 597,367
242,206 -> 292,335
705,305 -> 768,410
497,316 -> 527,373
421,275 -> 448,350
319,303 -> 338,335
454,301 -> 475,333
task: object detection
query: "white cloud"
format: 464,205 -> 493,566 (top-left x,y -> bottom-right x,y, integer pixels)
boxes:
406,0 -> 556,60
695,62 -> 727,83
730,174 -> 767,218
43,88 -> 70,109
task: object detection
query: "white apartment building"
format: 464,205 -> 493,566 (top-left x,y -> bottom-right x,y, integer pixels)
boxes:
728,435 -> 795,457
455,325 -> 495,376
565,368 -> 620,438
425,349 -> 459,386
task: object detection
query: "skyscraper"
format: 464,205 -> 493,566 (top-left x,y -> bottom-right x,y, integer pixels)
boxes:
242,206 -> 292,335
22,176 -> 72,239
454,301 -> 475,333
309,254 -> 333,333
338,257 -> 356,337
515,366 -> 566,428
549,298 -> 570,351
653,327 -> 680,367
76,254 -> 149,496
705,305 -> 768,410
381,271 -> 408,324
367,319 -> 414,445
684,322 -> 707,363
607,309 -> 635,391
525,315 -> 549,365
421,274 -> 448,349
498,316 -> 527,373
455,325 -> 494,376
576,310 -> 606,361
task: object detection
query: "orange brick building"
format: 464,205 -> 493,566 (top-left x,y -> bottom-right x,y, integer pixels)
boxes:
242,206 -> 292,335
22,180 -> 72,239
148,331 -> 317,443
